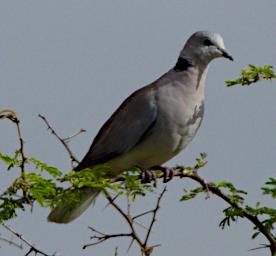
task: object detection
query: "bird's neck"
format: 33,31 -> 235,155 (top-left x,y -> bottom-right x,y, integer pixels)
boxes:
173,55 -> 209,94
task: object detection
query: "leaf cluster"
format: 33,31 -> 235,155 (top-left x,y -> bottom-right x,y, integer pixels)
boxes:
180,178 -> 275,240
0,152 -> 157,223
226,64 -> 276,86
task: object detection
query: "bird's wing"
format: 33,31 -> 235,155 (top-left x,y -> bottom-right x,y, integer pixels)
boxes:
74,86 -> 157,171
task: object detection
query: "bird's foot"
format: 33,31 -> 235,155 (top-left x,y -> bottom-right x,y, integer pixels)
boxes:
140,169 -> 156,183
150,166 -> 175,183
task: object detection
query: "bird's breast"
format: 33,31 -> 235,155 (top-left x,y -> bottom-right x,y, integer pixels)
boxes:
155,84 -> 204,155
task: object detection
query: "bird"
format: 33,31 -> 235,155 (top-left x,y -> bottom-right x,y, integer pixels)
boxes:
48,31 -> 233,223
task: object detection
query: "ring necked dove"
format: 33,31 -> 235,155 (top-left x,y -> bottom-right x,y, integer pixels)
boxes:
48,31 -> 233,223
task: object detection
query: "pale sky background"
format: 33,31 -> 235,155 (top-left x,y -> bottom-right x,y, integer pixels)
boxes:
0,1 -> 275,256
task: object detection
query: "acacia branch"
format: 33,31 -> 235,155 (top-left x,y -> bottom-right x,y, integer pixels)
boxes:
106,193 -> 144,248
2,224 -> 53,256
83,226 -> 132,248
29,113 -> 275,255
180,170 -> 276,255
84,189 -> 166,255
38,114 -> 81,167
143,187 -> 166,249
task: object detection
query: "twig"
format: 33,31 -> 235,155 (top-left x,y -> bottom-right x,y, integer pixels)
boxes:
106,194 -> 143,248
248,244 -> 270,251
143,187 -> 166,249
133,210 -> 155,220
85,188 -> 167,255
0,110 -> 27,197
62,129 -> 86,143
14,116 -> 26,178
2,223 -> 52,256
38,114 -> 80,167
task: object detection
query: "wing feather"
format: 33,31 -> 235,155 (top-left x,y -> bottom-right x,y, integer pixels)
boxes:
74,86 -> 157,171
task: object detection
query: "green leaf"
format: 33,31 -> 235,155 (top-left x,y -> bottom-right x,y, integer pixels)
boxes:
0,152 -> 20,170
261,177 -> 276,198
226,64 -> 276,87
29,158 -> 62,177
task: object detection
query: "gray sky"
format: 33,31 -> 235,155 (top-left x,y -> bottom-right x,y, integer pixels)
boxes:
0,1 -> 275,256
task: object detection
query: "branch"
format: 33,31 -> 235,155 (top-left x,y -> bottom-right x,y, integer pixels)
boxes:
143,187 -> 166,248
226,64 -> 276,86
38,114 -> 81,168
62,129 -> 86,143
172,168 -> 276,255
84,189 -> 166,255
0,110 -> 27,198
2,223 -> 53,256
83,226 -> 132,248
106,193 -> 143,248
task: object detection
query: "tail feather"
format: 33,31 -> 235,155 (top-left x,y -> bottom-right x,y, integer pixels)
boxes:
48,187 -> 100,224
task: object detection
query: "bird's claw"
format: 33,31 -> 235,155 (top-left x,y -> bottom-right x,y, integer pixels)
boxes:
140,169 -> 157,183
161,167 -> 174,183
149,166 -> 175,183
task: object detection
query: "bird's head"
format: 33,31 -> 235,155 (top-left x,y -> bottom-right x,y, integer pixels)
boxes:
181,31 -> 233,65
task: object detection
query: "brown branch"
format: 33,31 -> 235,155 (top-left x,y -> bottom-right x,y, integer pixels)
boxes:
106,166 -> 275,255
62,129 -> 86,143
2,223 -> 53,256
143,187 -> 166,250
106,194 -> 144,248
83,226 -> 132,248
133,209 -> 155,220
84,189 -> 166,255
0,110 -> 27,199
38,114 -> 80,167
14,117 -> 26,178
180,170 -> 276,255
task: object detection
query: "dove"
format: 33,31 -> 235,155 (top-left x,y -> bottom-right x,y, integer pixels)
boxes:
48,31 -> 233,223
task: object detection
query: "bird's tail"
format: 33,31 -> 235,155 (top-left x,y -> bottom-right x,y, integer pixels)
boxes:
48,187 -> 100,224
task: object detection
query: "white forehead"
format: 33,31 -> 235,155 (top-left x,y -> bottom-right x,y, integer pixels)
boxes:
192,31 -> 226,49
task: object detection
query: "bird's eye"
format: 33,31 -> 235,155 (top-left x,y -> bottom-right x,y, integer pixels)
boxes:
203,39 -> 213,46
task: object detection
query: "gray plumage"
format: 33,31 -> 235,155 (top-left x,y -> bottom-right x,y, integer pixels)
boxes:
48,31 -> 233,223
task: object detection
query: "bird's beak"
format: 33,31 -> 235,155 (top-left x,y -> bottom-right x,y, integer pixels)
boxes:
220,49 -> 234,61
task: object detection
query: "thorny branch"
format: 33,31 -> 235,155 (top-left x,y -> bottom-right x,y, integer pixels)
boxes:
37,114 -> 275,255
0,110 -> 26,178
84,188 -> 166,256
1,112 -> 275,255
38,114 -> 84,168
2,224 -> 53,256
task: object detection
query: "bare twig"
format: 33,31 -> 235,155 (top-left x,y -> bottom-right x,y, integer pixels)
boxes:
106,194 -> 143,248
2,223 -> 52,256
133,210 -> 155,220
38,114 -> 80,167
62,129 -> 86,143
143,187 -> 166,249
85,188 -> 167,255
248,244 -> 270,251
